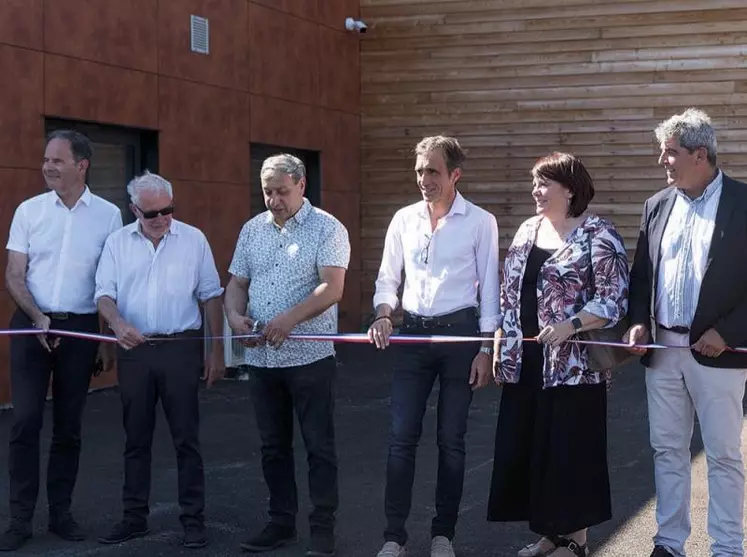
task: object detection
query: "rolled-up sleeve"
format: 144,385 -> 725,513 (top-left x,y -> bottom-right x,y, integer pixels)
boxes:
197,233 -> 224,302
583,226 -> 630,327
372,211 -> 404,310
94,237 -> 118,303
475,211 -> 501,332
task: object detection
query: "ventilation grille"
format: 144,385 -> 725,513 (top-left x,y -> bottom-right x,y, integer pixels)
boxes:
190,15 -> 209,55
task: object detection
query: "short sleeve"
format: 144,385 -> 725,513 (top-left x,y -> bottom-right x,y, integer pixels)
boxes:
317,218 -> 350,270
6,204 -> 29,254
228,222 -> 252,279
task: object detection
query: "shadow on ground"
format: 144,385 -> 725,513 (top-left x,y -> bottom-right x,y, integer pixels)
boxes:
0,344 -> 706,556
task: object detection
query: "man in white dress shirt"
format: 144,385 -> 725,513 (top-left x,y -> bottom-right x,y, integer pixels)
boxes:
1,130 -> 122,552
93,171 -> 225,549
368,136 -> 500,557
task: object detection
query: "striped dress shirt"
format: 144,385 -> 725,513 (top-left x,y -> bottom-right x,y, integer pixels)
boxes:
655,171 -> 723,329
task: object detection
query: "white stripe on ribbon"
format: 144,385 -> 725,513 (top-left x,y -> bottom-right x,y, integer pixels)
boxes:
4,328 -> 747,353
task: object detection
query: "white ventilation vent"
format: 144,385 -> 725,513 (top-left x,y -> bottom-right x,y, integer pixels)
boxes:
190,15 -> 209,55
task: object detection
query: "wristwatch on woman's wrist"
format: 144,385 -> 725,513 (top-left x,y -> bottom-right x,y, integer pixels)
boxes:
479,346 -> 493,356
571,317 -> 583,332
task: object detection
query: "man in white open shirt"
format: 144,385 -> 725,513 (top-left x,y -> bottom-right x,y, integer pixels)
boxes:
93,171 -> 225,550
368,136 -> 500,557
1,130 -> 122,552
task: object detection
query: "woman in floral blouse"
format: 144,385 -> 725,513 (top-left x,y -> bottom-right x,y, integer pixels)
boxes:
486,153 -> 629,557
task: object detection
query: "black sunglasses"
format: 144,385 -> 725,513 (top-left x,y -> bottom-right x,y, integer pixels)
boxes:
136,205 -> 174,219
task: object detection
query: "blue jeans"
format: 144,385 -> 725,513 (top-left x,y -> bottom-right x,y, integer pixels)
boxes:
384,312 -> 479,545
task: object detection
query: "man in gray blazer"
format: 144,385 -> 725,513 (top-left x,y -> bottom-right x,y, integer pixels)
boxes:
624,108 -> 747,557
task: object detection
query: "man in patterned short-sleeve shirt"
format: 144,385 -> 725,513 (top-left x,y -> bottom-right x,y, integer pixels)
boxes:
224,153 -> 350,557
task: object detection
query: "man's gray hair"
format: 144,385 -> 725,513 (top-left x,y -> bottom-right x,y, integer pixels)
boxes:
126,170 -> 173,205
260,153 -> 305,185
654,108 -> 718,166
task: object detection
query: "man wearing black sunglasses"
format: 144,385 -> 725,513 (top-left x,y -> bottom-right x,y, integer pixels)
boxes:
94,171 -> 225,549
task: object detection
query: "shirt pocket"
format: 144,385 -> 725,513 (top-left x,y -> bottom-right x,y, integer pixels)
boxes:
163,260 -> 198,298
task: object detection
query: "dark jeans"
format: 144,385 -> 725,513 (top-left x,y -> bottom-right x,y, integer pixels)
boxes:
247,356 -> 338,533
384,311 -> 480,545
7,309 -> 100,525
116,333 -> 205,529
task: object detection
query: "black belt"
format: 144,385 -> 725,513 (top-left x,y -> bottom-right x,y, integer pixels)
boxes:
659,324 -> 690,334
403,307 -> 477,329
46,312 -> 96,321
144,329 -> 201,344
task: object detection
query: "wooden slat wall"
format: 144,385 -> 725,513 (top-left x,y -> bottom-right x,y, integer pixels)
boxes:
358,0 -> 747,319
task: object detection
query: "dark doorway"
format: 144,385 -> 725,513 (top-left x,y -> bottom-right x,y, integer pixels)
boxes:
44,118 -> 158,225
249,143 -> 321,218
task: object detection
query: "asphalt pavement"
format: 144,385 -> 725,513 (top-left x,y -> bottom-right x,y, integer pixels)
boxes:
0,344 -> 742,557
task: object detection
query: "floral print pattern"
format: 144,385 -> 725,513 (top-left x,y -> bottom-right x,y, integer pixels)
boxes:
497,215 -> 630,388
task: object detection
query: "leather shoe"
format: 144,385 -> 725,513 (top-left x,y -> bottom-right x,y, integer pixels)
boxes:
183,526 -> 208,549
98,520 -> 149,544
0,523 -> 32,551
49,514 -> 86,541
240,523 -> 297,552
306,529 -> 335,556
650,546 -> 674,557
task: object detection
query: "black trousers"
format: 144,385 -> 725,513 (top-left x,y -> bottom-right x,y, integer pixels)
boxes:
7,309 -> 100,525
116,333 -> 205,529
247,356 -> 338,533
384,309 -> 480,546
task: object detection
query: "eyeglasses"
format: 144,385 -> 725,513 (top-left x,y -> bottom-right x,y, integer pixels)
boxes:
137,205 -> 174,219
420,234 -> 433,264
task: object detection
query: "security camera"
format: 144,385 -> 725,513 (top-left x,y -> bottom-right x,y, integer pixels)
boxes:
345,17 -> 367,33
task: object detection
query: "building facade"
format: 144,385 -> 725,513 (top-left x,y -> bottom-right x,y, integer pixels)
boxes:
3,0 -> 747,404
0,0 -> 361,405
359,0 -> 747,321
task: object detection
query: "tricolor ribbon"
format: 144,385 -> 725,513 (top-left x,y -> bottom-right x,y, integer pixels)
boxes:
4,328 -> 747,353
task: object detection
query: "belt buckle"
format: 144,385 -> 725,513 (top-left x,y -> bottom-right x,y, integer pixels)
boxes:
48,312 -> 69,320
419,316 -> 436,328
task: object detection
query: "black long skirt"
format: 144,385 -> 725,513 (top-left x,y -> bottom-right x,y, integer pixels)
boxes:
486,341 -> 612,535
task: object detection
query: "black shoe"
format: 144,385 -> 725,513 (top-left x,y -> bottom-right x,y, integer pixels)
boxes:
183,525 -> 208,549
97,520 -> 149,544
240,523 -> 297,552
0,524 -> 31,552
651,546 -> 674,557
49,514 -> 86,541
306,530 -> 335,556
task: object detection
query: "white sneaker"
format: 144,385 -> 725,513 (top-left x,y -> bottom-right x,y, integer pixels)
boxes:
431,536 -> 456,557
376,541 -> 406,557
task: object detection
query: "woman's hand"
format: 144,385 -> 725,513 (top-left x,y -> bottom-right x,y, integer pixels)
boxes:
536,320 -> 576,348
